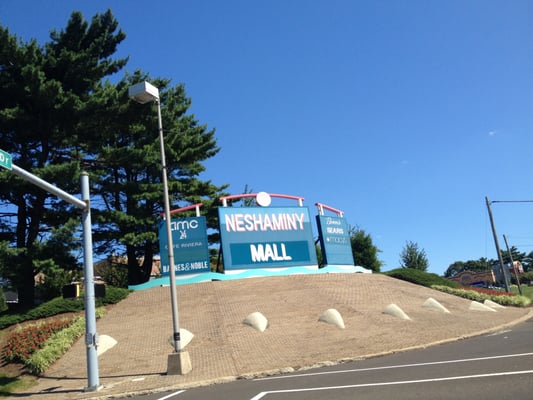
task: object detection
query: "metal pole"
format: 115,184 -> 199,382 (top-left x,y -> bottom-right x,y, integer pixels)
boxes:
81,172 -> 100,391
11,164 -> 86,210
9,164 -> 100,388
485,196 -> 510,292
503,234 -> 523,295
157,100 -> 182,353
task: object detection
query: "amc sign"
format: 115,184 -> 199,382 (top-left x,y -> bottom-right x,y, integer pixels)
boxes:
158,216 -> 210,275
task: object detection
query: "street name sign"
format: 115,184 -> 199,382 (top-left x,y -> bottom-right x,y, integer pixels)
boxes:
0,149 -> 12,170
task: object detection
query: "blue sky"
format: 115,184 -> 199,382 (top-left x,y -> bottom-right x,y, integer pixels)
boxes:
2,0 -> 532,274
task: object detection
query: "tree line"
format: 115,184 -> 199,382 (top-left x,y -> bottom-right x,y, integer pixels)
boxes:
0,10 -> 227,306
444,246 -> 533,279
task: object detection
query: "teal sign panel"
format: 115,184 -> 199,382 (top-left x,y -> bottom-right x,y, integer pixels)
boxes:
159,216 -> 210,275
218,206 -> 318,269
0,149 -> 12,170
316,215 -> 354,266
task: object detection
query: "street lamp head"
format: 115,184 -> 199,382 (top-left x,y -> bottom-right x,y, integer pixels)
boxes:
128,81 -> 160,104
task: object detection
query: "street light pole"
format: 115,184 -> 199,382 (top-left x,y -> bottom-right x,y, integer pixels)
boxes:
155,97 -> 182,353
129,81 -> 191,375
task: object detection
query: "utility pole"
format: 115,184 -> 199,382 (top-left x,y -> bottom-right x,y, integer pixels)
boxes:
503,234 -> 523,295
485,196 -> 510,292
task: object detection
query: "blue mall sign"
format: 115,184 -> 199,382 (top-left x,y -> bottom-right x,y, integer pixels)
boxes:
218,206 -> 317,270
158,216 -> 210,275
316,215 -> 354,266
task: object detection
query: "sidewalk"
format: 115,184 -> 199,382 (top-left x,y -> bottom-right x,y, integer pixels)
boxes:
19,273 -> 532,399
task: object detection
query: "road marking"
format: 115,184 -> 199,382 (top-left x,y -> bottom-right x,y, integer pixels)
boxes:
255,352 -> 533,381
486,329 -> 512,336
157,390 -> 187,399
250,369 -> 533,400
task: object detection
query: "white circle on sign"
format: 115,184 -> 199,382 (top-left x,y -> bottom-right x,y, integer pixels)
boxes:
256,192 -> 272,207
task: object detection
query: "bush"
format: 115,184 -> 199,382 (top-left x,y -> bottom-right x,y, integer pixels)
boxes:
0,286 -> 130,329
0,287 -> 8,314
94,259 -> 129,288
2,308 -> 107,375
101,265 -> 128,288
3,318 -> 73,363
25,316 -> 86,375
515,271 -> 533,285
34,264 -> 81,303
384,268 -> 459,288
96,286 -> 130,306
432,285 -> 531,307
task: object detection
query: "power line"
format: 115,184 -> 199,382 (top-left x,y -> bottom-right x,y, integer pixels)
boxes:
491,200 -> 533,203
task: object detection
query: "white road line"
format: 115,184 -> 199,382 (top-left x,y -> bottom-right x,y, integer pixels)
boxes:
487,329 -> 512,336
250,369 -> 533,400
157,390 -> 187,399
255,352 -> 533,381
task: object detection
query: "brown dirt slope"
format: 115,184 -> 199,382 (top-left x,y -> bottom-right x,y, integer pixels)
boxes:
21,273 -> 532,399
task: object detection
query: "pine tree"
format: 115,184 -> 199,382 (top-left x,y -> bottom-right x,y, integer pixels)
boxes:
87,72 -> 227,284
399,241 -> 429,271
0,10 -> 127,305
349,226 -> 383,272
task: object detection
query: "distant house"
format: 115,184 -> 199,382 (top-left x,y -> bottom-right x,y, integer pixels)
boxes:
492,261 -> 523,283
449,270 -> 495,287
94,255 -> 162,280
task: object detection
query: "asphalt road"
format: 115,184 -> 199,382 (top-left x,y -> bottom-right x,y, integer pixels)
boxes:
134,318 -> 533,400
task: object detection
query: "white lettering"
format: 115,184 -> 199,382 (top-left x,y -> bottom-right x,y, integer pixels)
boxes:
295,213 -> 305,230
166,261 -> 209,273
326,227 -> 344,234
225,213 -> 306,233
326,217 -> 341,225
326,236 -> 348,244
270,214 -> 284,230
170,219 -> 200,231
250,243 -> 293,262
251,244 -> 265,262
179,241 -> 203,248
225,214 -> 246,232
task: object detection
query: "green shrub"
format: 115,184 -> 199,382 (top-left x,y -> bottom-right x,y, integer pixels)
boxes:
3,318 -> 73,363
516,271 -> 533,285
95,286 -> 130,306
0,287 -> 8,314
432,285 -> 531,307
26,308 -> 106,375
100,265 -> 128,288
25,316 -> 86,375
0,286 -> 130,329
27,298 -> 86,319
384,268 -> 459,288
0,314 -> 26,329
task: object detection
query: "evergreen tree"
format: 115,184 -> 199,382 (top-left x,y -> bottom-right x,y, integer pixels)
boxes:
0,286 -> 7,314
399,241 -> 429,271
349,226 -> 382,272
0,9 -> 228,295
444,257 -> 494,278
501,246 -> 525,265
0,10 -> 127,305
87,72 -> 226,284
